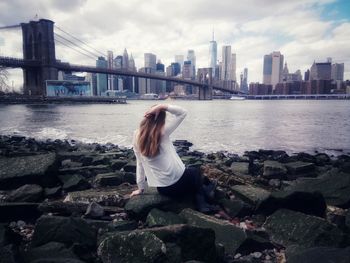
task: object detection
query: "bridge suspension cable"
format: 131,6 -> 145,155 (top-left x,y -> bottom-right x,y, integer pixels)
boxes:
54,32 -> 100,59
0,24 -> 21,30
54,38 -> 97,60
54,25 -> 106,57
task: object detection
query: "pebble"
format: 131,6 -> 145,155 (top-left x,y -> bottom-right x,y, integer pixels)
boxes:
252,251 -> 262,258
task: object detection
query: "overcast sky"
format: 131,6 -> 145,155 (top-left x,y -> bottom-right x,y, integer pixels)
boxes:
0,0 -> 349,90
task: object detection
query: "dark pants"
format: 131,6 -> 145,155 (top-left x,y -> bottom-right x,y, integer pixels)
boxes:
157,167 -> 202,198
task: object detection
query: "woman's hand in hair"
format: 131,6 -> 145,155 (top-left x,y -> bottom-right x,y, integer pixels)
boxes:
130,188 -> 144,197
144,104 -> 168,120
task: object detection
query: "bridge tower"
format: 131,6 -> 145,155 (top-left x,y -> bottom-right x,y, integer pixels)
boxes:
197,68 -> 213,100
21,19 -> 57,96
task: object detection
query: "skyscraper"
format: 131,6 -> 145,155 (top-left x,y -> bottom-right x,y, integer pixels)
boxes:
231,53 -> 236,81
144,53 -> 157,71
129,54 -> 136,71
310,61 -> 331,80
209,31 -> 217,78
331,63 -> 344,81
221,45 -> 231,81
96,56 -> 107,96
187,50 -> 196,78
175,55 -> 184,72
263,51 -> 284,88
122,49 -> 129,70
107,50 -> 114,90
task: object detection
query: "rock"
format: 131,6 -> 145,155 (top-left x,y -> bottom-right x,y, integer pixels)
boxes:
38,201 -> 88,216
0,202 -> 41,222
287,170 -> 350,208
146,224 -> 219,262
84,202 -> 105,219
231,162 -> 250,175
0,244 -> 17,263
64,183 -> 134,207
263,209 -> 345,248
58,174 -> 90,192
295,152 -> 316,163
315,153 -> 331,165
58,165 -> 111,177
256,190 -> 326,217
44,186 -> 62,198
0,153 -> 57,189
93,172 -> 135,187
24,242 -> 82,263
125,191 -> 172,219
6,184 -> 43,202
179,208 -> 246,253
108,220 -> 138,231
286,246 -> 350,263
31,215 -> 96,248
146,208 -> 185,227
346,209 -> 350,229
263,161 -> 287,179
123,161 -> 136,173
61,159 -> 83,168
284,161 -> 316,179
0,224 -> 8,247
218,198 -> 253,218
230,185 -> 270,207
98,231 -> 167,263
110,160 -> 128,170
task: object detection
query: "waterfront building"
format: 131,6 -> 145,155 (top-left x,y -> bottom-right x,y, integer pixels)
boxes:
144,53 -> 157,71
249,83 -> 272,95
263,51 -> 284,88
175,55 -> 184,72
304,69 -> 310,81
107,50 -> 114,90
187,50 -> 196,78
221,45 -> 231,81
331,63 -> 344,81
231,53 -> 237,81
209,32 -> 217,78
182,61 -> 193,79
310,61 -> 331,80
122,49 -> 129,70
138,67 -> 152,95
171,62 -> 181,76
96,56 -> 108,96
129,54 -> 136,71
240,68 -> 248,93
113,55 -> 123,91
156,60 -> 165,72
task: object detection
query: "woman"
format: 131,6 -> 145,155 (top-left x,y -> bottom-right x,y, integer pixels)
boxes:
130,104 -> 216,213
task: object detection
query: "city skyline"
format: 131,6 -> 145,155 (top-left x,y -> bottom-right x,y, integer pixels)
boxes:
0,0 -> 349,90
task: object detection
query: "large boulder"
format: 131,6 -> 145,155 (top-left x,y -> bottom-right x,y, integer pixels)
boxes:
0,202 -> 41,222
287,169 -> 350,208
230,185 -> 270,208
58,174 -> 90,192
256,190 -> 326,217
146,208 -> 185,227
98,231 -> 167,263
284,161 -> 316,179
263,209 -> 345,248
263,161 -> 287,179
286,246 -> 350,263
31,215 -> 96,248
58,165 -> 112,178
98,224 -> 219,263
23,242 -> 83,263
125,191 -> 172,219
0,153 -> 57,189
64,183 -> 134,207
6,184 -> 43,202
179,208 -> 246,254
93,172 -> 135,187
231,162 -> 250,175
218,198 -> 253,218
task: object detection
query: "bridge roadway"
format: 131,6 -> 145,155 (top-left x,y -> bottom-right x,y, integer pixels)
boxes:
0,56 -> 241,94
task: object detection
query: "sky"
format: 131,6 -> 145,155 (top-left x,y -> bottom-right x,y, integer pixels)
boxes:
0,0 -> 349,90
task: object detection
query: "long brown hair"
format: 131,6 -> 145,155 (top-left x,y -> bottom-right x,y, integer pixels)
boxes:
138,110 -> 166,157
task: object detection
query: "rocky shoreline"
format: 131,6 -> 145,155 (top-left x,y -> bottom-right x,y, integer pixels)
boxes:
0,135 -> 350,262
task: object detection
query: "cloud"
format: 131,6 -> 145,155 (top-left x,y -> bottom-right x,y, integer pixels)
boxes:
1,0 -> 349,90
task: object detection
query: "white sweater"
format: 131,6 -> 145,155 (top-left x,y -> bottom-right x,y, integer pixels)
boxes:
132,105 -> 187,190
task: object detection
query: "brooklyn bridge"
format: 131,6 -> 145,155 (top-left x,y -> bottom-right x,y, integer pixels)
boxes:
0,19 -> 242,100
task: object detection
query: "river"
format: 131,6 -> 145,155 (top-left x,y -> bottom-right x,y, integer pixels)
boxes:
0,100 -> 349,155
